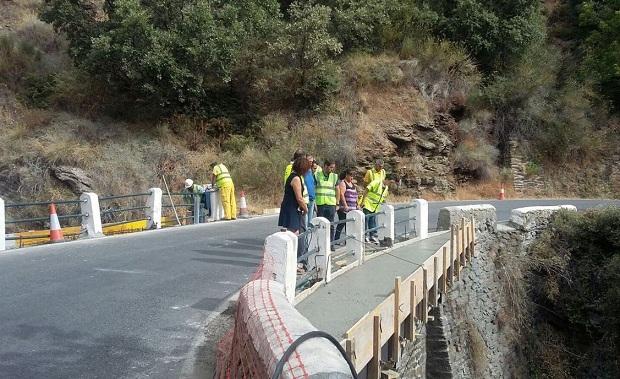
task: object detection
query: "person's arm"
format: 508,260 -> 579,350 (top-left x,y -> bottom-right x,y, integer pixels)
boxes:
291,176 -> 308,213
211,166 -> 217,186
363,170 -> 370,185
338,181 -> 348,211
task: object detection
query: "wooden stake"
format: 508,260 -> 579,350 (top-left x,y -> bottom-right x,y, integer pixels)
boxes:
455,225 -> 461,280
346,339 -> 355,362
433,257 -> 439,307
449,225 -> 455,285
461,218 -> 467,266
407,280 -> 416,341
470,216 -> 476,257
392,277 -> 402,362
370,315 -> 381,379
442,246 -> 448,294
422,268 -> 428,323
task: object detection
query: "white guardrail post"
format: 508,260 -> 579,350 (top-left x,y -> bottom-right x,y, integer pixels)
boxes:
378,204 -> 395,245
209,190 -> 224,221
349,210 -> 365,264
80,192 -> 104,238
415,199 -> 428,239
265,231 -> 298,303
311,216 -> 332,283
0,197 -> 5,251
146,188 -> 162,229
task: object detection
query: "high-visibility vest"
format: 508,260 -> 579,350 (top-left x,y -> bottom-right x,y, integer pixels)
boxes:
214,163 -> 233,187
284,163 -> 293,183
366,168 -> 386,184
315,172 -> 338,206
363,178 -> 388,212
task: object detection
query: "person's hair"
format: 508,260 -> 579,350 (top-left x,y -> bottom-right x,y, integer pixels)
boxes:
375,158 -> 384,166
211,161 -> 218,167
324,159 -> 335,166
340,168 -> 353,180
292,156 -> 311,175
292,149 -> 305,161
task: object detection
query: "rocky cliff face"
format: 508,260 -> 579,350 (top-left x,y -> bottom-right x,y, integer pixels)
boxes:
352,87 -> 458,195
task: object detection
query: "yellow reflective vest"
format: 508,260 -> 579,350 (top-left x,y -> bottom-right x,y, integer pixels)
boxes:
213,163 -> 233,187
364,168 -> 386,185
363,178 -> 388,212
315,172 -> 338,206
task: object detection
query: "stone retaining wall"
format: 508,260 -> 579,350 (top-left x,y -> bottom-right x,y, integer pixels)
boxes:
436,204 -> 496,233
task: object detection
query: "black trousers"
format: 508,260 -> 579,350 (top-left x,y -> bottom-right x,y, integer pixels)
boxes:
316,205 -> 336,242
334,210 -> 348,242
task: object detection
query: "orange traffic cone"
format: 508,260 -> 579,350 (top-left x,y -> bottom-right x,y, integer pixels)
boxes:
498,185 -> 506,200
239,191 -> 250,219
49,203 -> 64,243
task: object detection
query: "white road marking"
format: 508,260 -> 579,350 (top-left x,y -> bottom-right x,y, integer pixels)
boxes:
94,268 -> 145,274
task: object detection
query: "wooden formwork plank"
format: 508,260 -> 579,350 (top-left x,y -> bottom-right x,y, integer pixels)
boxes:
392,277 -> 402,362
455,224 -> 461,280
370,315 -> 381,379
461,218 -> 467,266
471,216 -> 477,257
449,225 -> 455,285
433,256 -> 439,307
422,268 -> 428,323
407,280 -> 416,341
442,246 -> 448,294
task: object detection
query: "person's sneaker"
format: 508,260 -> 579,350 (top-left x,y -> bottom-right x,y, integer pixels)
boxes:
364,236 -> 371,243
371,236 -> 380,244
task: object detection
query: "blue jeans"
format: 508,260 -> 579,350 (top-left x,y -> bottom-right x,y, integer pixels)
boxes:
363,208 -> 377,238
306,199 -> 316,226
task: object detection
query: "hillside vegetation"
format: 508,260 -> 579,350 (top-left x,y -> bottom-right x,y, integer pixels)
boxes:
1,0 -> 619,214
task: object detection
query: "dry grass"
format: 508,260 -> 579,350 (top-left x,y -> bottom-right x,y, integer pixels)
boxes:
466,320 -> 488,377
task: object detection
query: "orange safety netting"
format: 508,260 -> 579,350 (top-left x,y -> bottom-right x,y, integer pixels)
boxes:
215,254 -> 309,379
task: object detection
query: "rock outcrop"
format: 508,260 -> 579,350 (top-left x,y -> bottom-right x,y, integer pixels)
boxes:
51,166 -> 94,194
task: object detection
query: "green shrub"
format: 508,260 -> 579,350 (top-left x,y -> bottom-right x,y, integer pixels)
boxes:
453,140 -> 498,180
527,208 -> 620,378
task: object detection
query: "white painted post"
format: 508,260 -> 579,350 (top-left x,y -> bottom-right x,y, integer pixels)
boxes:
0,197 -> 5,251
377,204 -> 395,245
209,190 -> 224,221
146,188 -> 162,229
80,192 -> 104,238
349,210 -> 365,264
264,231 -> 298,303
415,199 -> 428,239
312,216 -> 332,283
408,200 -> 417,237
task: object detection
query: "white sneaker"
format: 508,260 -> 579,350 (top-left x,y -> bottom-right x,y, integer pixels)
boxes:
371,236 -> 380,244
364,236 -> 371,243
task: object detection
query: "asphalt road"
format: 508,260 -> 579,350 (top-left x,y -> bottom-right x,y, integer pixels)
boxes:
0,199 -> 618,378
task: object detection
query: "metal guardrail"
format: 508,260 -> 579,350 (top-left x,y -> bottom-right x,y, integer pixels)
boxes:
98,193 -> 151,201
4,199 -> 84,208
393,202 -> 418,240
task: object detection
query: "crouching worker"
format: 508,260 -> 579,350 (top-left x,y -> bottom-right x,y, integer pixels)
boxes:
183,178 -> 211,221
359,174 -> 394,244
211,162 -> 237,220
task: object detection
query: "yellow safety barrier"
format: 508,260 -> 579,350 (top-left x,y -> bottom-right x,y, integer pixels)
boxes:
12,217 -> 176,248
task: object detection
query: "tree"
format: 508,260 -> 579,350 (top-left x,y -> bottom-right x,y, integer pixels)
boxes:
274,1 -> 342,105
41,0 -> 280,116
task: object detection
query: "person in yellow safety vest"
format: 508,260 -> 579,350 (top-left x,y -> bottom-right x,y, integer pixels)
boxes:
211,162 -> 237,220
364,158 -> 386,186
315,160 -> 339,248
284,149 -> 306,183
359,174 -> 393,244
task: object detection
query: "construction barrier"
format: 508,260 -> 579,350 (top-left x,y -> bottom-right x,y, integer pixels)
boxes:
216,238 -> 352,378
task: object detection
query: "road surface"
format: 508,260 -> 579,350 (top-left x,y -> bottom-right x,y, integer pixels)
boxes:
0,199 -> 617,378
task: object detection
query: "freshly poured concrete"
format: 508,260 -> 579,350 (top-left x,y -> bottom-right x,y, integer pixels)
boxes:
296,232 -> 451,339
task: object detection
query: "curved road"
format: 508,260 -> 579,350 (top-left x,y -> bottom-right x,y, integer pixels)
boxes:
0,199 -> 617,378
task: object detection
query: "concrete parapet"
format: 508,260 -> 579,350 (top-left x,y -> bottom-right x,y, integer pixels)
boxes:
80,193 -> 104,238
437,204 -> 496,233
146,188 -> 162,229
510,205 -> 576,232
378,204 -> 395,245
233,279 -> 352,378
0,197 -> 5,251
349,210 -> 365,264
265,231 -> 298,304
415,199 -> 429,239
311,217 -> 332,283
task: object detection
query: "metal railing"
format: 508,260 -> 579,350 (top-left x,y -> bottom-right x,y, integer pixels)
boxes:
98,191 -> 152,227
295,225 -> 321,291
330,217 -> 355,247
393,203 -> 417,240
